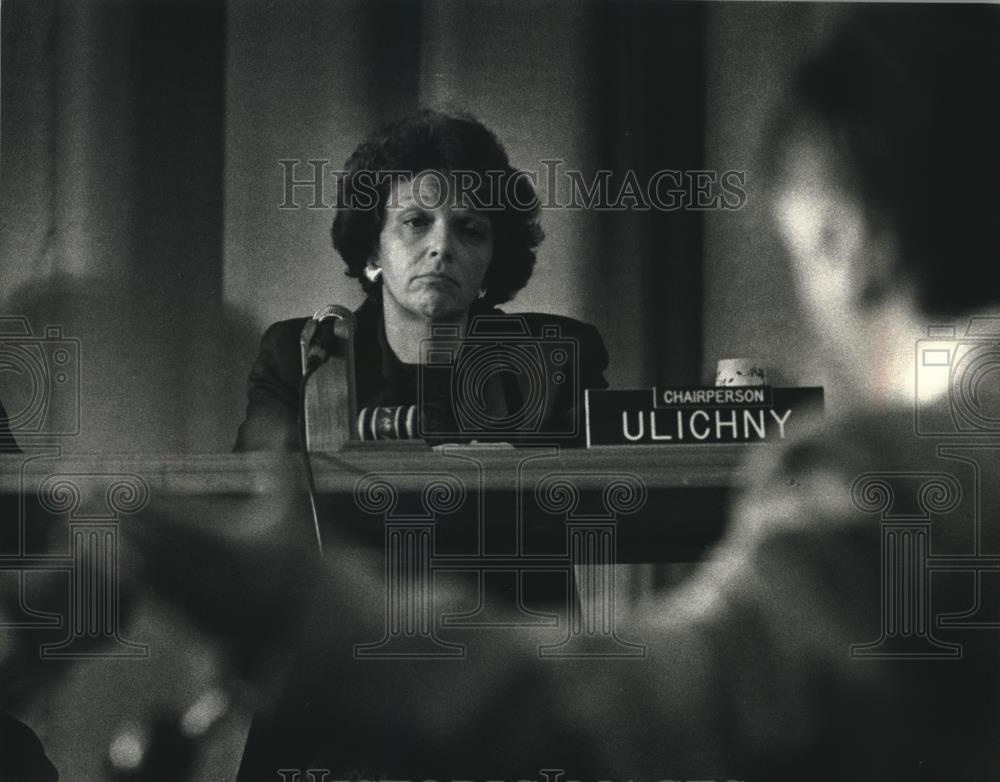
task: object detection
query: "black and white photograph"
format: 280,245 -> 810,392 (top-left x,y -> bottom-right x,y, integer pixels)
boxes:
1,0 -> 999,779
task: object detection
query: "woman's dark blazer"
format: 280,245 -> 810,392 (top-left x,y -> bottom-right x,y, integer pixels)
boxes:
234,296 -> 609,450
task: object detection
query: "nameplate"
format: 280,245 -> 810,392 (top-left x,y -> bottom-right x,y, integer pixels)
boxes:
585,386 -> 824,447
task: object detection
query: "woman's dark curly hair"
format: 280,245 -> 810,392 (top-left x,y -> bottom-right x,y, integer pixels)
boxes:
331,109 -> 544,307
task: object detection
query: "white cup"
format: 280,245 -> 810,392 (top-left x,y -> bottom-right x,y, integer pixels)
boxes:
715,358 -> 767,387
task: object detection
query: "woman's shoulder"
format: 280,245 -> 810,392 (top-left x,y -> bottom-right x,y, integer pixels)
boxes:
246,317 -> 312,390
258,317 -> 311,347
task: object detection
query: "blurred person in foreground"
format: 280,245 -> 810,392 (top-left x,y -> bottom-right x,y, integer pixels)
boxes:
543,6 -> 1000,778
234,109 -> 608,450
230,7 -> 1000,781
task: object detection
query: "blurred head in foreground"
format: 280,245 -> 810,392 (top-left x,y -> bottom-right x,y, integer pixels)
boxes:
770,5 -> 1000,404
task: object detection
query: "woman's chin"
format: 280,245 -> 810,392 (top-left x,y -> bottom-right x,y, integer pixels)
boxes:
408,294 -> 470,322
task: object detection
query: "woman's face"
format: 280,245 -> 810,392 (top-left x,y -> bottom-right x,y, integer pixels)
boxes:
373,174 -> 494,322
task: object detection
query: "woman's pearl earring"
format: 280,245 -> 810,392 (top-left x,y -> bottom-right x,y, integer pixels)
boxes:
365,265 -> 383,284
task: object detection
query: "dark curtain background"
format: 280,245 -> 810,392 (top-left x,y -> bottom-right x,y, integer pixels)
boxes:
1,0 -> 241,453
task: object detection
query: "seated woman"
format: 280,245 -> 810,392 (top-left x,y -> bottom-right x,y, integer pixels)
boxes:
234,110 -> 608,450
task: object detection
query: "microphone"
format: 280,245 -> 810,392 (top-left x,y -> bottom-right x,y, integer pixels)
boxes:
299,304 -> 358,552
304,304 -> 355,372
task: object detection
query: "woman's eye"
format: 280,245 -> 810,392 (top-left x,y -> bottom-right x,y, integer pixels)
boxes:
403,215 -> 430,229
